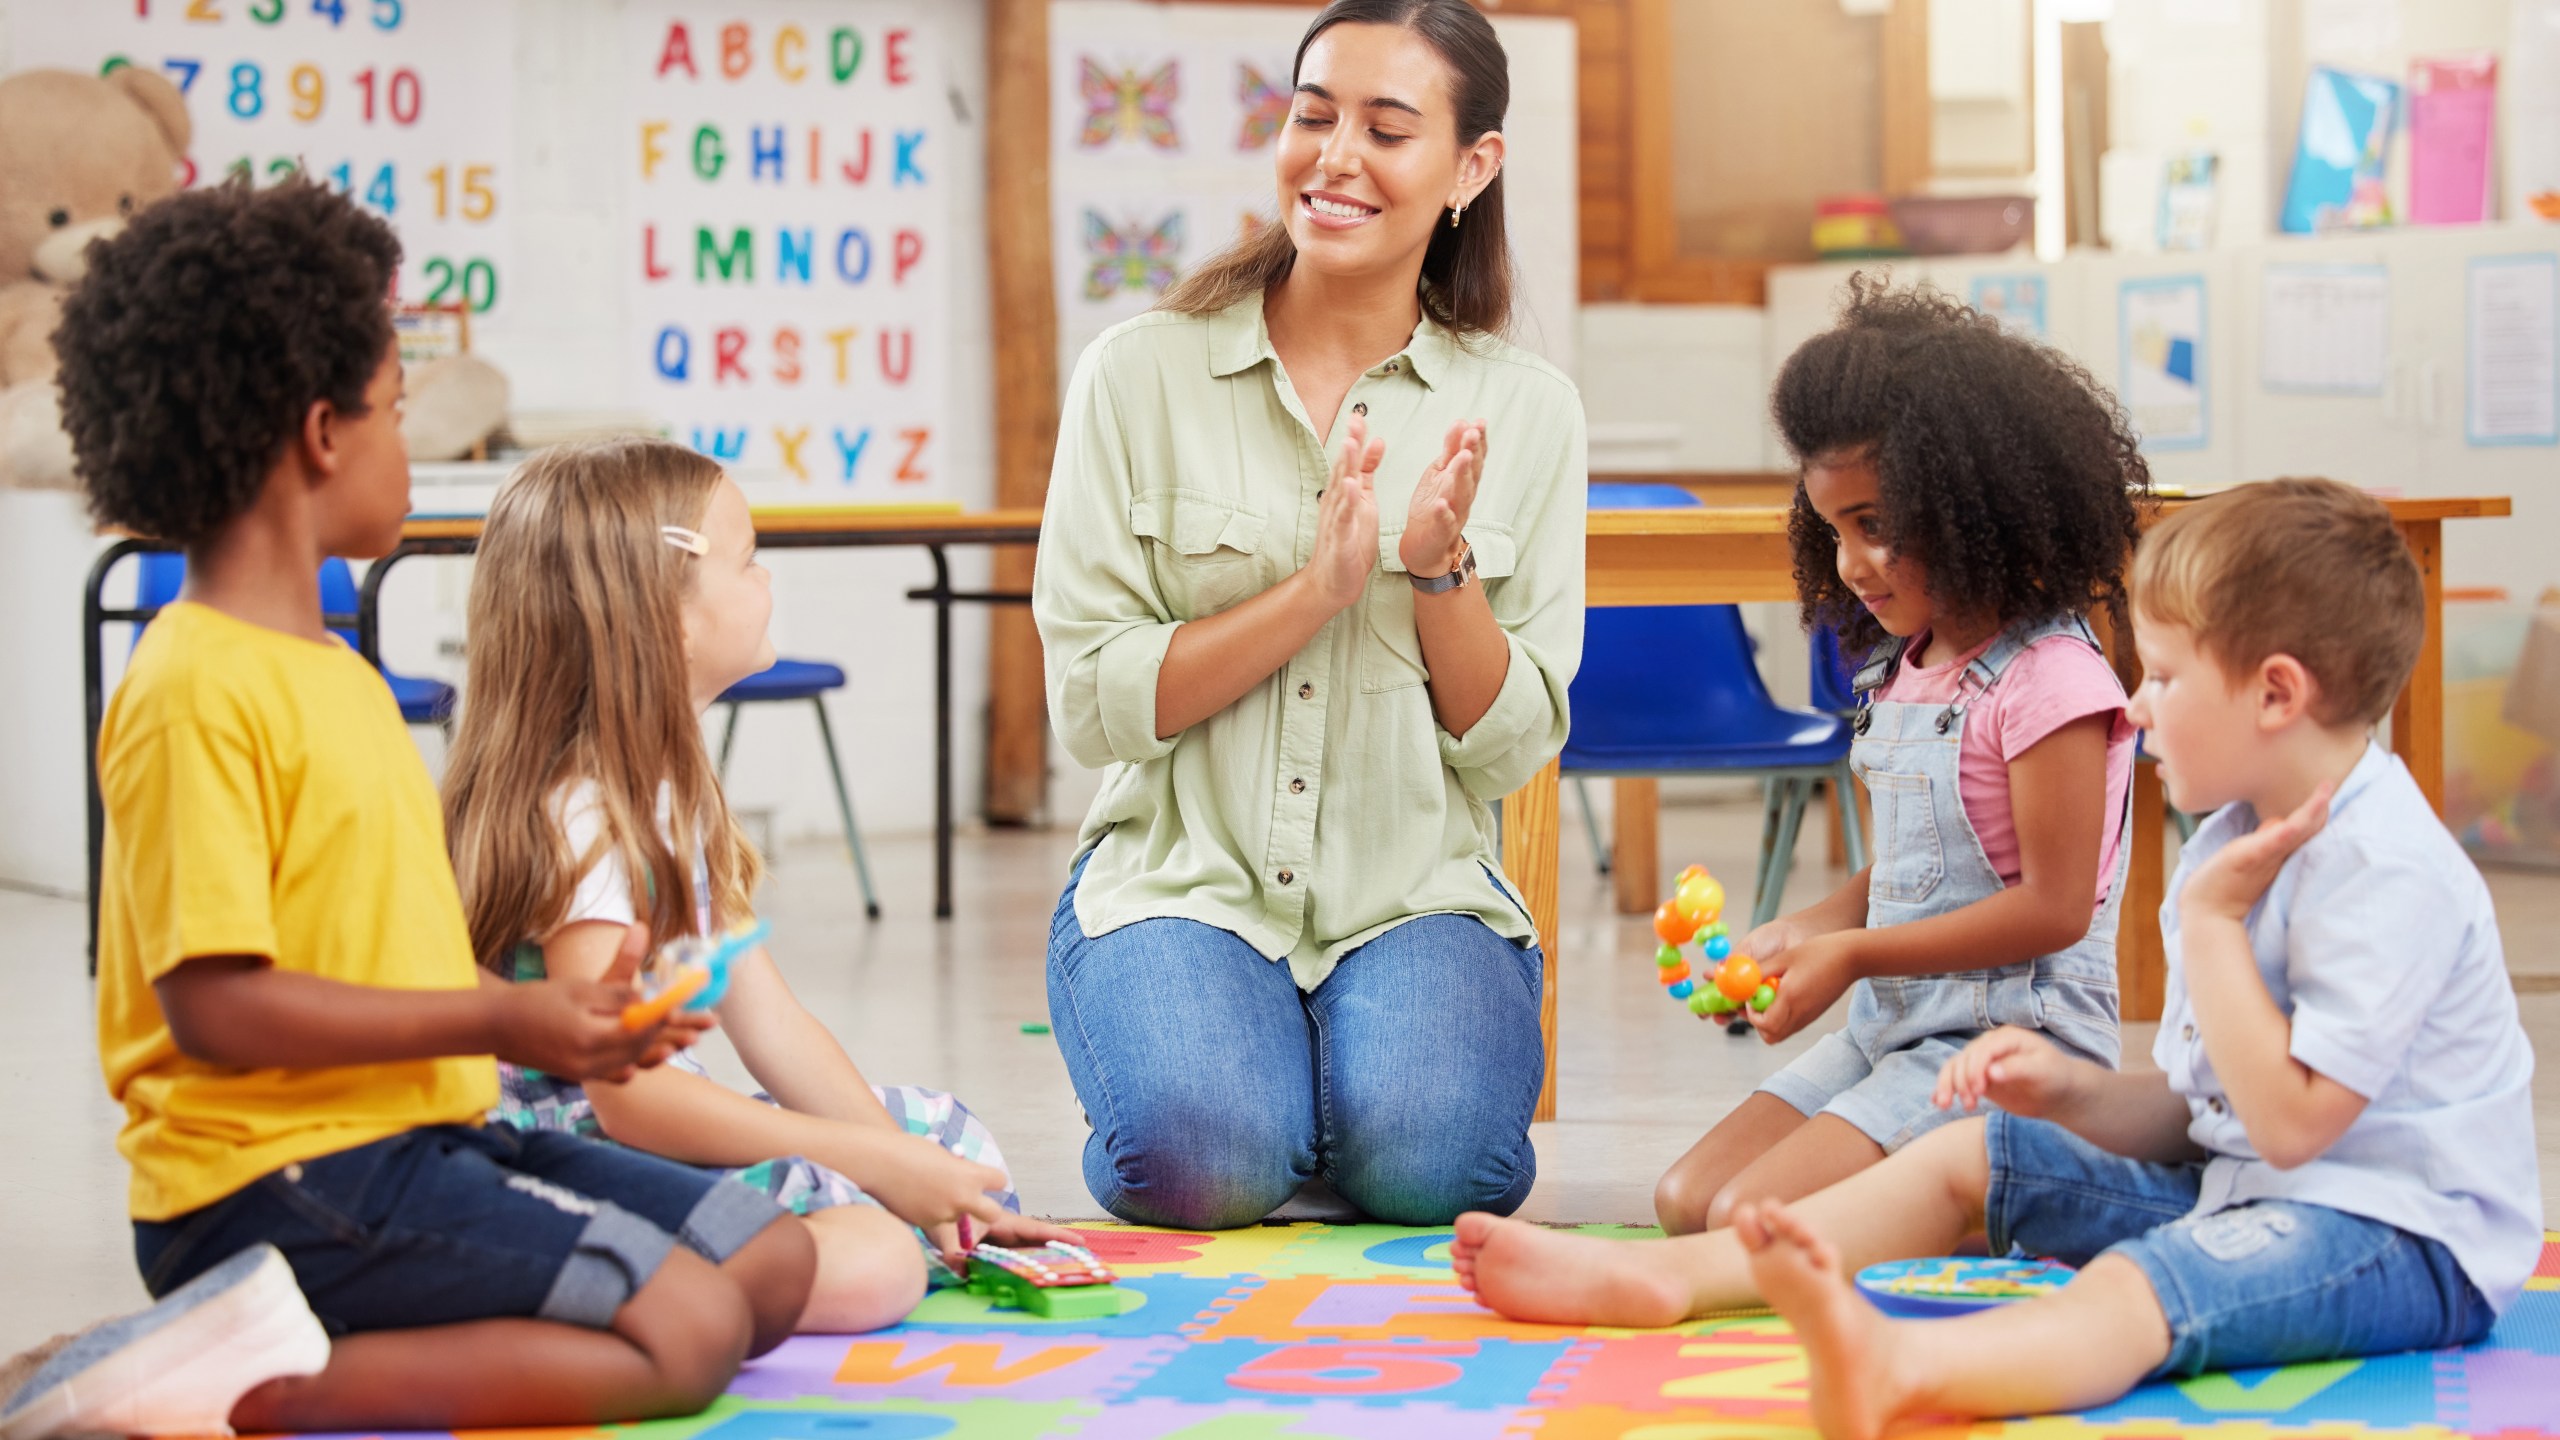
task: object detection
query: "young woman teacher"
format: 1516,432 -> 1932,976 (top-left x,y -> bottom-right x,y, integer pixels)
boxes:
1034,0 -> 1587,1229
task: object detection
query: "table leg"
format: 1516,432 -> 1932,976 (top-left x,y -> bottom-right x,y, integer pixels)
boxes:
82,541 -> 145,971
929,546 -> 955,921
2118,763 -> 2168,1022
1503,758 -> 1563,1122
2391,519 -> 2445,812
354,541 -> 426,668
1611,778 -> 1659,915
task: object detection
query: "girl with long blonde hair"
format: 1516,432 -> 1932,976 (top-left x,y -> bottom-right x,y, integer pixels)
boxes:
444,439 -> 1066,1333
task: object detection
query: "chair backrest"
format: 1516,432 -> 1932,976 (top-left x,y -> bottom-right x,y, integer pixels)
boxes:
1569,485 -> 1802,752
1809,624 -> 1858,714
133,552 -> 365,650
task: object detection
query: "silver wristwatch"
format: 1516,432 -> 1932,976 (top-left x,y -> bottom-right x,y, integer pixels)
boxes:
1408,543 -> 1477,595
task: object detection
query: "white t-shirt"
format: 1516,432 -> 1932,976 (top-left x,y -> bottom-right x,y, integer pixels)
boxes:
2155,742 -> 2543,1313
551,780 -> 711,938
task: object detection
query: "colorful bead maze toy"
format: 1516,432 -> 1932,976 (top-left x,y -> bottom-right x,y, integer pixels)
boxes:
1651,865 -> 1777,1035
964,1241 -> 1127,1320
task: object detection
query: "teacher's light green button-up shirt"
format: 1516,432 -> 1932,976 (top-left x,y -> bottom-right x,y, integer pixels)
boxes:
1035,295 -> 1588,990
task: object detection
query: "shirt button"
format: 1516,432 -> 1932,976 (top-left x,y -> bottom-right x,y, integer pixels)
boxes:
2182,1024 -> 2197,1042
1298,682 -> 1314,700
1386,360 -> 1401,373
1352,401 -> 1368,416
1278,869 -> 1295,885
2208,1097 -> 2226,1115
1289,778 -> 1306,794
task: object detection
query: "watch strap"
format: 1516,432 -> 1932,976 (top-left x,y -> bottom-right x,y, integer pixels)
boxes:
1409,543 -> 1477,595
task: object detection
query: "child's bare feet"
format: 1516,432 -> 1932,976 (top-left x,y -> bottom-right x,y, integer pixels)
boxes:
1734,1200 -> 1920,1440
1450,1213 -> 1690,1328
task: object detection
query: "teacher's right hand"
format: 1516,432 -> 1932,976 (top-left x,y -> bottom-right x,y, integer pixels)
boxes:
1305,413 -> 1384,612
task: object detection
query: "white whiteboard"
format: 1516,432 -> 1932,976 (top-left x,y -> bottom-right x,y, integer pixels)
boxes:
1047,1 -> 1578,381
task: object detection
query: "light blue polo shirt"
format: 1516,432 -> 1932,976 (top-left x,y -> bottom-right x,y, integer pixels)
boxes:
2156,741 -> 2542,1313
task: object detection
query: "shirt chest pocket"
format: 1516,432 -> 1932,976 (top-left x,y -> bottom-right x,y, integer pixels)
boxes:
1131,489 -> 1267,621
1361,526 -> 1519,693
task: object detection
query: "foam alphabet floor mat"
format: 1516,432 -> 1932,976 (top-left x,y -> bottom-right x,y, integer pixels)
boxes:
298,1223 -> 2560,1439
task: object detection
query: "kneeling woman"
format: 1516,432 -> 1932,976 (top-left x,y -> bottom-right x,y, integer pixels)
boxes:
1033,0 -> 1586,1229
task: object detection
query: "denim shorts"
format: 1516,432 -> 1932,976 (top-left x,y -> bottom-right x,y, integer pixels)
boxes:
1984,1111 -> 2493,1377
133,1123 -> 786,1334
1759,1027 -> 1975,1152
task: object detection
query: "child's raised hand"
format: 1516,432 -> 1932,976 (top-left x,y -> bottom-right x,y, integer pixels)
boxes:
1746,930 -> 1853,1044
2180,780 -> 2336,924
1933,1025 -> 2083,1117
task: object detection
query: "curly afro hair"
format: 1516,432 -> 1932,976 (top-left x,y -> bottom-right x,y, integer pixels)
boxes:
54,173 -> 400,545
1774,273 -> 2153,659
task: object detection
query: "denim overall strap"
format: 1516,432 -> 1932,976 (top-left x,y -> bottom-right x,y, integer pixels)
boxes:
1842,614 -> 2127,1070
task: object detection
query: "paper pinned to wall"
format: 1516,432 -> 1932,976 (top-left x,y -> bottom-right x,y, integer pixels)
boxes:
2263,264 -> 2388,395
2120,274 -> 2210,451
2467,254 -> 2559,446
2409,53 -> 2497,227
2513,0 -> 2560,222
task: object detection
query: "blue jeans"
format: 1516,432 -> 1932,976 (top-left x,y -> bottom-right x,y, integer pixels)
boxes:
1985,1112 -> 2492,1377
133,1123 -> 784,1334
1046,862 -> 1544,1229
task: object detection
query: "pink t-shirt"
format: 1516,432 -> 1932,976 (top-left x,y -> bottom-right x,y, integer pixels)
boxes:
1874,630 -> 2134,908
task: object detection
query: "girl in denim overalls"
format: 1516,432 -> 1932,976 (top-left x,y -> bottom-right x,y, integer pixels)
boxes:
1655,278 -> 2152,1235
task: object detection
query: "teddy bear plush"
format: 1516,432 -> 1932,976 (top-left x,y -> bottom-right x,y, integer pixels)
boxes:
0,66 -> 192,491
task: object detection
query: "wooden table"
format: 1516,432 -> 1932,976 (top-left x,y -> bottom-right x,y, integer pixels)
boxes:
369,507 -> 1048,922
80,508 -> 1046,960
1507,495 -> 2513,1122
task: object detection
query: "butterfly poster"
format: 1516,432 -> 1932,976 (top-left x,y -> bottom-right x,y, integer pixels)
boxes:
1080,58 -> 1182,151
1083,210 -> 1185,301
1048,2 -> 1578,384
1236,62 -> 1288,150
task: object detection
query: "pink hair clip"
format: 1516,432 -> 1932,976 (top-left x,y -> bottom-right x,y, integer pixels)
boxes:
661,525 -> 707,556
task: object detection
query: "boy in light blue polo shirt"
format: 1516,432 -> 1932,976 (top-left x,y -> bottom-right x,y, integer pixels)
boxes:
1448,478 -> 2539,1436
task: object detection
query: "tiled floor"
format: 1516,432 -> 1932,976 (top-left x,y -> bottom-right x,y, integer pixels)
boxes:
4,791 -> 2555,1357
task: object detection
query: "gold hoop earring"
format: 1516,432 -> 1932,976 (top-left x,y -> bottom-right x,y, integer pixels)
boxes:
1449,202 -> 1465,229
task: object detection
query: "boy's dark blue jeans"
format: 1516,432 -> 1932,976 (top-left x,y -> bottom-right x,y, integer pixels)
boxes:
134,1121 -> 784,1333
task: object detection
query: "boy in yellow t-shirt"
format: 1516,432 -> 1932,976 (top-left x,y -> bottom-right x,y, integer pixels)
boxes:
2,177 -> 815,1439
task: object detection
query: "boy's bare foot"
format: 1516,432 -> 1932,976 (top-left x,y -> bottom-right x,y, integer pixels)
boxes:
1450,1213 -> 1690,1328
1734,1200 -> 1919,1440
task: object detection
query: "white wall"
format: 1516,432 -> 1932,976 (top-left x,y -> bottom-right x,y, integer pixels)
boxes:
1764,231 -> 2560,602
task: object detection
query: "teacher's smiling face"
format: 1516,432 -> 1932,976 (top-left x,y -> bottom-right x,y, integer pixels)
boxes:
1279,22 -> 1500,283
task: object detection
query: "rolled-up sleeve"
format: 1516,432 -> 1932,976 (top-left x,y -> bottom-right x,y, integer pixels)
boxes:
1035,343 -> 1181,769
1437,400 -> 1586,800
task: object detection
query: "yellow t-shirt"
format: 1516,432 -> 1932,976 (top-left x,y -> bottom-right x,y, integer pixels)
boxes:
96,602 -> 498,1221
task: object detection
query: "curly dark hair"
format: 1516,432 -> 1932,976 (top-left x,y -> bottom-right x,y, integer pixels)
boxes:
54,174 -> 400,545
1774,273 -> 2152,659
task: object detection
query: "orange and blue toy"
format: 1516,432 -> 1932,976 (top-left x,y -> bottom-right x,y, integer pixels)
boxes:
1650,865 -> 1777,1031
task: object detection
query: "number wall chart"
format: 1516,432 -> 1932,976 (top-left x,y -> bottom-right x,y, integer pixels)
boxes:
624,2 -> 952,492
12,0 -> 517,320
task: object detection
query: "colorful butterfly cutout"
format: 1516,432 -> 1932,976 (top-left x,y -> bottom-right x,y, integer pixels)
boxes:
1083,210 -> 1184,301
1237,63 -> 1288,150
1080,58 -> 1180,151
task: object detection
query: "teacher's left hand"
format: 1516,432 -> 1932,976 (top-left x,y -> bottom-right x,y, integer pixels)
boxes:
1399,418 -> 1487,577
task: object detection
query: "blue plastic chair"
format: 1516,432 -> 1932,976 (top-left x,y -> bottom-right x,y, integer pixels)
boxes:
136,554 -> 456,732
713,659 -> 882,919
1563,485 -> 1869,932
